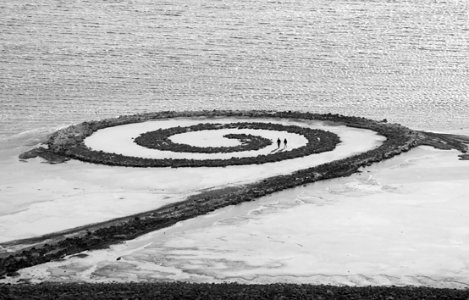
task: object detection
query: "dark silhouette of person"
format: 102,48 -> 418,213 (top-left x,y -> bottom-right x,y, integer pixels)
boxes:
277,138 -> 281,148
284,138 -> 287,148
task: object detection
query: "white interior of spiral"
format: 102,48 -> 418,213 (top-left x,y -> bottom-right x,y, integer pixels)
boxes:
85,121 -> 308,159
170,130 -> 244,147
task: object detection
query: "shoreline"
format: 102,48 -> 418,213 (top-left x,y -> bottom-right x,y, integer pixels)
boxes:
2,110 -> 468,280
5,145 -> 469,290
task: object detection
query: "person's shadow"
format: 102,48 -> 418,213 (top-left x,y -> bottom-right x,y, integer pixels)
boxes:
271,140 -> 282,153
271,147 -> 281,153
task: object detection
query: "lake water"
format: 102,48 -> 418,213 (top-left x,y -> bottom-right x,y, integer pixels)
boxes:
1,0 -> 468,139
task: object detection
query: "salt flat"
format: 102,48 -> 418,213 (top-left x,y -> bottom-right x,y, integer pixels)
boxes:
8,142 -> 469,288
0,118 -> 383,243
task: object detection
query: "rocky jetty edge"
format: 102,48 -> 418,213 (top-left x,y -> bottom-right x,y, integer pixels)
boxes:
3,110 -> 469,280
2,282 -> 469,299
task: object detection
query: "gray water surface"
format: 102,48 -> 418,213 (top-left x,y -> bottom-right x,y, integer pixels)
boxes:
1,0 -> 468,137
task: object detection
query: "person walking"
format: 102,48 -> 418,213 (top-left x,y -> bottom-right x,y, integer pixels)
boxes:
277,138 -> 281,148
284,138 -> 288,148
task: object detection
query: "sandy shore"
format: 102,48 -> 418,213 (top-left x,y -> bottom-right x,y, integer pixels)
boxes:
6,142 -> 469,288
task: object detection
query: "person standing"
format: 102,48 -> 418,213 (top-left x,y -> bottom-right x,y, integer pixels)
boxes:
284,138 -> 287,148
277,138 -> 281,148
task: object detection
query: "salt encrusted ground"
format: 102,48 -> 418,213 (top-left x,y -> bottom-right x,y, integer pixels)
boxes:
8,144 -> 469,288
0,118 -> 383,243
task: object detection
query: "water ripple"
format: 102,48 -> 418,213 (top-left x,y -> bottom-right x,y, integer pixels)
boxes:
1,0 -> 468,137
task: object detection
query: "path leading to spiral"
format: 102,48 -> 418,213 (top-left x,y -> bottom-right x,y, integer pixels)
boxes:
0,118 -> 383,243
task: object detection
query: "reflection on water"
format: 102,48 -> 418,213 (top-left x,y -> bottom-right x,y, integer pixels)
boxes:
1,0 -> 468,137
